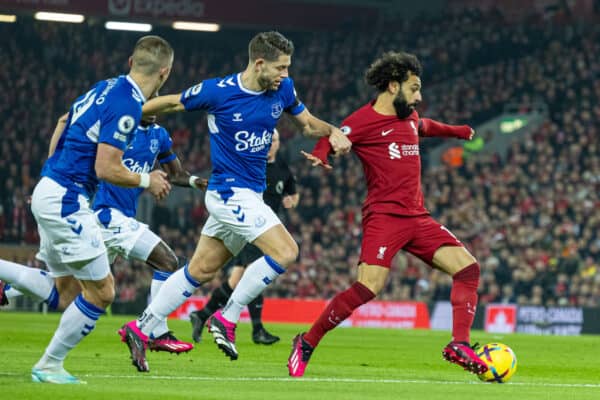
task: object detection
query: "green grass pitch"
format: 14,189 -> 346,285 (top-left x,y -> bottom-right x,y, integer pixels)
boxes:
1,312 -> 599,400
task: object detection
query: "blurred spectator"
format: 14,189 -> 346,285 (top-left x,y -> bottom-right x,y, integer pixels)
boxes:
2,8 -> 600,306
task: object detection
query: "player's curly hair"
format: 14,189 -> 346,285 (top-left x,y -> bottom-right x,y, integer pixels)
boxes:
249,31 -> 294,62
365,51 -> 422,92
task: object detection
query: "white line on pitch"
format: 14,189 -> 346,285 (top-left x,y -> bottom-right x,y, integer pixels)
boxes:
1,372 -> 599,388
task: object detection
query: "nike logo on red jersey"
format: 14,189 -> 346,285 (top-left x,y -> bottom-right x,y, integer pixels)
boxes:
381,128 -> 394,136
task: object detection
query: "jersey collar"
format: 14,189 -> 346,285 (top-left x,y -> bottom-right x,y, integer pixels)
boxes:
126,75 -> 147,104
237,73 -> 265,95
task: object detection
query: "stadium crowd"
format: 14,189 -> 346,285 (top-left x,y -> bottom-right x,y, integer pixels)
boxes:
1,7 -> 599,308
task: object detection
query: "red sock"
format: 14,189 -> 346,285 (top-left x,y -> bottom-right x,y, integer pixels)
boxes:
450,263 -> 480,343
304,282 -> 375,347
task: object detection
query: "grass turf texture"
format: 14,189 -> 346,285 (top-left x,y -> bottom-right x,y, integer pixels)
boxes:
1,312 -> 599,400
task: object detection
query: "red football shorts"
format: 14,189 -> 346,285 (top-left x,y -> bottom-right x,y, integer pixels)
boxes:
360,213 -> 463,268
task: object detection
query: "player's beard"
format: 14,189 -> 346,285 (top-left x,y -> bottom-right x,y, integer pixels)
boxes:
257,74 -> 276,91
393,93 -> 416,119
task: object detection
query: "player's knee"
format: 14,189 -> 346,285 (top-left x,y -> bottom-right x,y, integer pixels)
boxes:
95,283 -> 115,308
271,241 -> 298,267
357,275 -> 386,295
148,243 -> 179,273
453,262 -> 480,282
83,284 -> 114,309
187,260 -> 219,282
95,274 -> 116,308
358,279 -> 383,296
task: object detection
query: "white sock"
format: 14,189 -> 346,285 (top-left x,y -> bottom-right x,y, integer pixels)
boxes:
137,265 -> 200,337
0,260 -> 56,306
5,285 -> 23,299
222,256 -> 284,323
34,294 -> 104,370
149,270 -> 172,338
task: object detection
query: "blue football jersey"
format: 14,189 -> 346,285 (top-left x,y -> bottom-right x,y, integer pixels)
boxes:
180,73 -> 305,193
43,75 -> 145,198
93,123 -> 175,218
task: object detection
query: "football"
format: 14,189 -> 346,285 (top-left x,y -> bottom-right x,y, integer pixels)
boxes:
476,343 -> 518,383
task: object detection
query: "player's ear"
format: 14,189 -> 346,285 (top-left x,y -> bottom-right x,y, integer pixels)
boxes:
159,65 -> 171,78
387,81 -> 400,95
157,66 -> 172,87
254,58 -> 265,72
128,56 -> 133,68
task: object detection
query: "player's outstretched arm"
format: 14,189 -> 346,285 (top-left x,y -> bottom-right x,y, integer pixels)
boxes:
48,113 -> 69,157
96,143 -> 171,199
159,152 -> 207,190
300,150 -> 332,170
418,118 -> 474,140
291,109 -> 351,155
142,94 -> 185,117
299,135 -> 336,170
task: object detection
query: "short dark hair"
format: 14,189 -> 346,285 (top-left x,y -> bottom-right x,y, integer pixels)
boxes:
131,35 -> 174,75
248,31 -> 294,62
365,51 -> 422,92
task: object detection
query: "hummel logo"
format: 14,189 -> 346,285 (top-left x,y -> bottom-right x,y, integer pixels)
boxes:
66,218 -> 83,235
381,128 -> 394,136
232,205 -> 245,222
217,77 -> 236,88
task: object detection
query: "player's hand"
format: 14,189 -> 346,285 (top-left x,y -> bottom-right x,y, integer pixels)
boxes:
282,195 -> 297,209
148,170 -> 171,200
301,150 -> 332,170
328,128 -> 351,155
468,128 -> 475,140
193,177 -> 208,190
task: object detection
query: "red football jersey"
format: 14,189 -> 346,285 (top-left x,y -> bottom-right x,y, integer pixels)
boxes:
314,103 -> 428,217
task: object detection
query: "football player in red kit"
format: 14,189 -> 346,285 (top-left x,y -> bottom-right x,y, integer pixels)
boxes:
288,51 -> 488,377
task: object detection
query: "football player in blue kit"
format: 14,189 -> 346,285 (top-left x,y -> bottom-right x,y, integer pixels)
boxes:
100,112 -> 206,354
189,129 -> 299,345
0,109 -> 206,354
2,36 -> 174,384
120,31 -> 351,372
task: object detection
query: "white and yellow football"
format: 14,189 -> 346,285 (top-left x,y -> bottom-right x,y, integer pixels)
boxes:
476,343 -> 518,383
